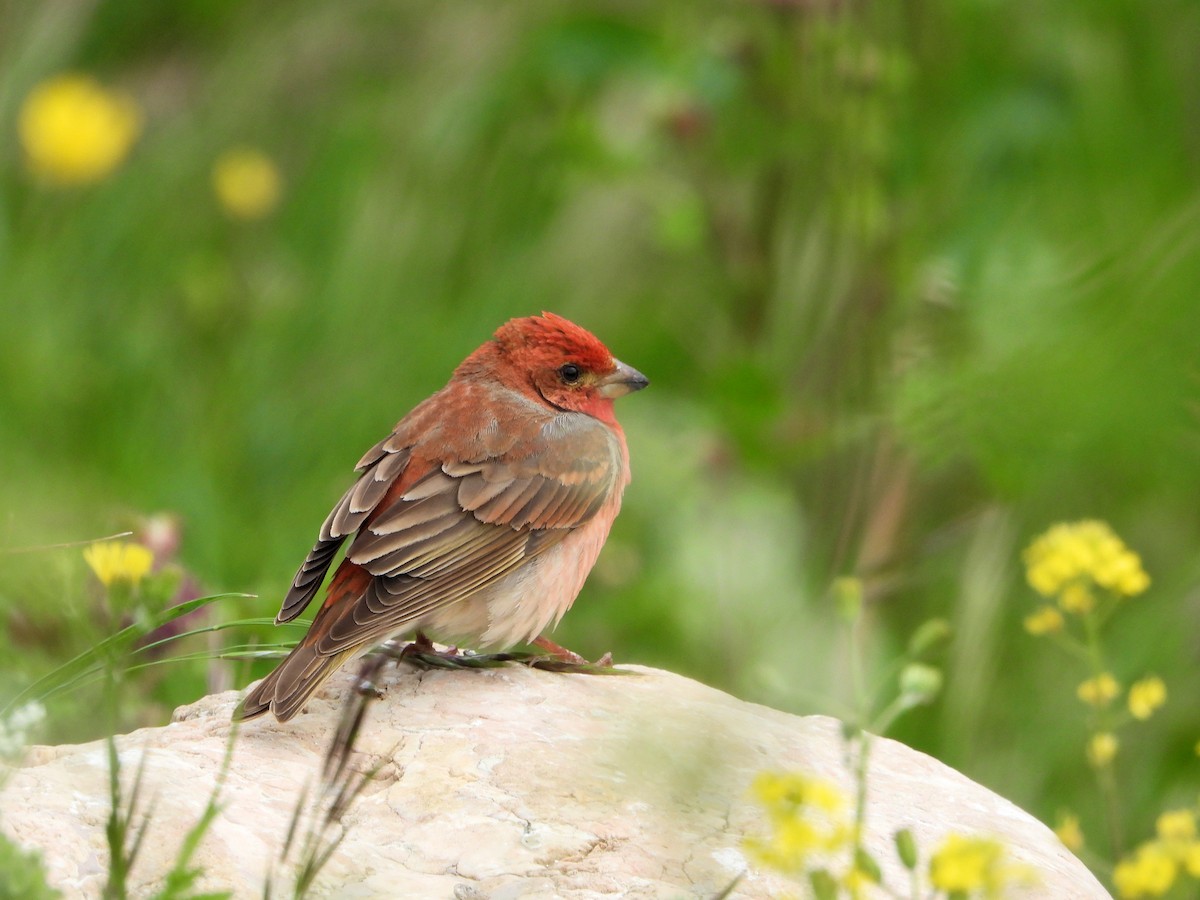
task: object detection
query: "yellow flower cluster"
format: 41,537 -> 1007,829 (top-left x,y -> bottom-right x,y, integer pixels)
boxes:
928,834 -> 1033,896
83,541 -> 153,587
1114,810 -> 1200,898
744,771 -> 848,875
1158,810 -> 1197,842
1024,520 -> 1150,601
747,772 -> 1034,897
18,74 -> 141,185
1024,521 -> 1150,639
1073,672 -> 1166,722
751,770 -> 845,814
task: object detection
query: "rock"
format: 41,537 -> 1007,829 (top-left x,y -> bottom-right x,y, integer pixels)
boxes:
0,663 -> 1105,898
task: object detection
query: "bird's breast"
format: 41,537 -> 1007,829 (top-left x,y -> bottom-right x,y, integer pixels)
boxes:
422,497 -> 621,651
486,509 -> 618,647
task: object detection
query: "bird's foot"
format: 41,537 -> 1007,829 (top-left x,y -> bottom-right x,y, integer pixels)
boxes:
388,635 -> 472,669
375,634 -> 626,674
531,635 -> 614,669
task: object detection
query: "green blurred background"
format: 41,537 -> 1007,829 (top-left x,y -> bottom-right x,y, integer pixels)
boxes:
2,0 -> 1198,870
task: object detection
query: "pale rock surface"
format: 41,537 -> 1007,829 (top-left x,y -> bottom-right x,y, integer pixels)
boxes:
1,663 -> 1107,898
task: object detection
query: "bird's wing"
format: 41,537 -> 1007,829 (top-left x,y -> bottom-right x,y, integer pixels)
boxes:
279,411 -> 623,653
275,443 -> 412,623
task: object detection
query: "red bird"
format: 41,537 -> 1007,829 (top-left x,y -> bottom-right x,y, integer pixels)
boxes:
236,313 -> 648,721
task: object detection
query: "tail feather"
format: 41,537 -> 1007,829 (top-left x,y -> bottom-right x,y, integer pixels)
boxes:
238,559 -> 375,722
234,642 -> 353,722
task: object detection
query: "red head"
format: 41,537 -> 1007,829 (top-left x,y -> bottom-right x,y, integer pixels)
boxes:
462,313 -> 648,422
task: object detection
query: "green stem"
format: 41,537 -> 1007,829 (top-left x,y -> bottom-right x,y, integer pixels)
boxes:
1045,629 -> 1093,664
1081,611 -> 1123,857
853,728 -> 872,849
848,601 -> 872,899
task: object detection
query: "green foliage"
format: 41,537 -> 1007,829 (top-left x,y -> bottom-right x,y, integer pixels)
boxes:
895,829 -> 918,871
100,725 -> 235,900
2,593 -> 249,718
0,833 -> 60,900
103,732 -> 152,900
267,655 -> 392,898
147,731 -> 234,900
743,607 -> 1036,897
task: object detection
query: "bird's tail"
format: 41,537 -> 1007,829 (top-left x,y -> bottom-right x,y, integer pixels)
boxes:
234,641 -> 356,723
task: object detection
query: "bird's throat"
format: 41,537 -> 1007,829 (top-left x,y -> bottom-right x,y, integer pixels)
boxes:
575,395 -> 619,428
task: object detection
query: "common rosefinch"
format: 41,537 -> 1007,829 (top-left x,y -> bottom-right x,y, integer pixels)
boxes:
236,313 -> 647,721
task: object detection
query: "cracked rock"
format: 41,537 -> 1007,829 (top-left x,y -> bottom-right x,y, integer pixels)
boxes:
0,664 -> 1105,897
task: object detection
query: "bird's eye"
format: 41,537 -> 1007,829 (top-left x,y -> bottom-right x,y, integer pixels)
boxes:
559,363 -> 581,384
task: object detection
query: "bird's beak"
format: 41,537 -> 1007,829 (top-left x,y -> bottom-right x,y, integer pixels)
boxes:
598,358 -> 650,398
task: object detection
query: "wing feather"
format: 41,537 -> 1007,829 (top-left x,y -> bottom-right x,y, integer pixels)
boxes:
470,476 -> 544,524
319,533 -> 533,653
349,468 -> 389,515
276,448 -> 413,623
455,472 -> 512,510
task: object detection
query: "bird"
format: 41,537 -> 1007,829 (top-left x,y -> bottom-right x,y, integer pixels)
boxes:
235,312 -> 648,722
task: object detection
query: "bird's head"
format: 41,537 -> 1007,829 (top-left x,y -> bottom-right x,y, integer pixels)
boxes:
483,312 -> 648,423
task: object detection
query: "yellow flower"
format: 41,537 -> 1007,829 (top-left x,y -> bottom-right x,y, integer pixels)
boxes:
1184,843 -> 1200,878
212,148 -> 282,220
1023,520 -> 1150,600
1096,550 -> 1151,596
1055,812 -> 1084,852
1156,810 -> 1196,843
751,771 -> 845,816
1058,583 -> 1095,615
1077,673 -> 1120,708
843,863 -> 879,891
1114,842 -> 1178,898
745,771 -> 849,876
1150,810 -> 1200,878
745,817 -> 823,874
1087,732 -> 1119,768
1128,677 -> 1167,721
928,834 -> 1017,895
83,541 -> 153,587
18,74 -> 141,185
1023,606 -> 1064,636
929,834 -> 994,891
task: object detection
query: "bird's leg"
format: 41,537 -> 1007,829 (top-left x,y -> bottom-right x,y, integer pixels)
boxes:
531,635 -> 582,662
394,631 -> 471,668
531,635 -> 613,667
411,631 -> 437,653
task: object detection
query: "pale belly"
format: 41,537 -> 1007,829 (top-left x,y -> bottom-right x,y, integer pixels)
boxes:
420,511 -> 615,650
